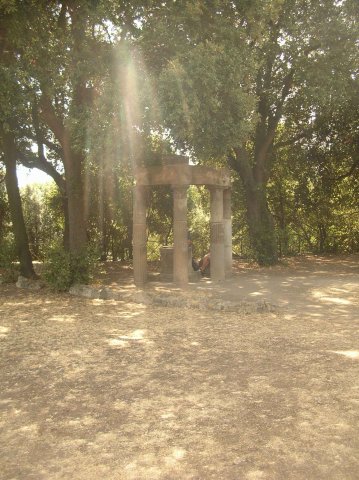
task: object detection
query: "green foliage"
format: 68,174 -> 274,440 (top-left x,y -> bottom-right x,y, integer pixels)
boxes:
140,0 -> 358,264
43,244 -> 99,291
0,170 -> 10,237
145,185 -> 212,261
0,1 -> 17,14
1,0 -> 358,272
0,237 -> 18,283
0,176 -> 18,281
269,91 -> 359,256
71,246 -> 99,286
43,245 -> 71,291
147,186 -> 173,246
230,178 -> 252,259
147,233 -> 161,261
158,40 -> 257,156
250,220 -> 278,266
188,186 -> 210,259
21,182 -> 65,259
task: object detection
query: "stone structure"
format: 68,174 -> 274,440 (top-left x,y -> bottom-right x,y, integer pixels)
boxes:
133,155 -> 232,286
159,246 -> 174,281
160,245 -> 199,282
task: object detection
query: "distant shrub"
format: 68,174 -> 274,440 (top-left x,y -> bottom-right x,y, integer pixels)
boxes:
43,244 -> 99,291
0,240 -> 18,283
71,245 -> 99,285
43,246 -> 71,291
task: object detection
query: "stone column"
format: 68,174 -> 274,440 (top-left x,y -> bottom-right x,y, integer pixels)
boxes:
223,188 -> 232,276
173,185 -> 188,286
133,185 -> 147,286
209,186 -> 225,281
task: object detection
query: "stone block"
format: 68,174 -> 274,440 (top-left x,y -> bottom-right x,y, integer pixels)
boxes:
69,284 -> 99,299
16,275 -> 43,290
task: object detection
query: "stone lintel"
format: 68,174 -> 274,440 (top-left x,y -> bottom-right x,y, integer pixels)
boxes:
135,165 -> 231,187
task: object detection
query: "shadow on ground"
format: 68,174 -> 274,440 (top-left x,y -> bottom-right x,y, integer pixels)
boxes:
0,255 -> 358,479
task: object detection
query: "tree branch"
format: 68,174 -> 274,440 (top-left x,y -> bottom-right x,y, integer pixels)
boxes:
39,94 -> 66,147
57,2 -> 68,29
275,126 -> 315,149
17,149 -> 66,195
255,68 -> 295,173
270,69 -> 294,130
227,147 -> 255,189
336,155 -> 359,181
23,130 -> 63,158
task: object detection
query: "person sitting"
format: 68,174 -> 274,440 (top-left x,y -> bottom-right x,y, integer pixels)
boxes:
187,231 -> 210,276
199,252 -> 210,276
192,257 -> 200,271
188,231 -> 200,271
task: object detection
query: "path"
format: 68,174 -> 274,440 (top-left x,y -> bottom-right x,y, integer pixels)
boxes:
193,255 -> 359,318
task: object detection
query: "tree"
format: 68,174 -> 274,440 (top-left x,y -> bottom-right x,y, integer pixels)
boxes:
0,2 -> 130,264
269,81 -> 359,254
20,183 -> 66,260
0,3 -> 37,277
1,128 -> 36,278
140,0 -> 358,264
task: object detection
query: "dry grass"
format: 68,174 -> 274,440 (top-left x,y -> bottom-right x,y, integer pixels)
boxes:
0,255 -> 358,479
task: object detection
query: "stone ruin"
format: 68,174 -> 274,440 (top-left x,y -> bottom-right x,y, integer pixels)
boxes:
133,155 -> 232,286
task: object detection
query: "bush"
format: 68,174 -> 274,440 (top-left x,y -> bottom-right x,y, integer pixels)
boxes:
43,245 -> 99,291
71,246 -> 99,285
43,246 -> 71,291
0,240 -> 19,283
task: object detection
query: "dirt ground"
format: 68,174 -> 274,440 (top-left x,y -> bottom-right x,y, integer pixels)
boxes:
0,255 -> 358,480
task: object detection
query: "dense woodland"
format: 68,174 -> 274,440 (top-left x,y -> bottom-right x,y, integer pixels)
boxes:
0,0 -> 358,288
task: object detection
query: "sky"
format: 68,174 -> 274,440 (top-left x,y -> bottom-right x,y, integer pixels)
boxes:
17,165 -> 53,188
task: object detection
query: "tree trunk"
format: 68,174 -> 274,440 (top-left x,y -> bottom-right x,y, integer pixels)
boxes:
318,223 -> 327,254
229,147 -> 278,266
62,195 -> 70,251
278,188 -> 289,257
2,131 -> 37,278
63,135 -> 87,254
64,160 -> 87,254
245,183 -> 278,265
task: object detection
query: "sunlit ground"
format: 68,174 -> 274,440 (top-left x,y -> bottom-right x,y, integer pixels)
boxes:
0,256 -> 358,479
